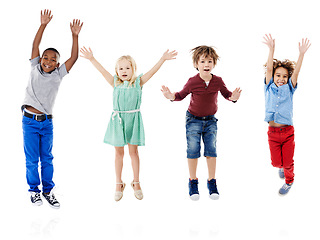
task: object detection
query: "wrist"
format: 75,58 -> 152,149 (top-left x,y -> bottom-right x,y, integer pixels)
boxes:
160,55 -> 168,62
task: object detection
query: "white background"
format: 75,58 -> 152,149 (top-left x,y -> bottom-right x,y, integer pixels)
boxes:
0,0 -> 319,239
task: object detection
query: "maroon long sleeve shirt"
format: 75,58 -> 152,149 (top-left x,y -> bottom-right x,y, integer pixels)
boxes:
174,74 -> 232,117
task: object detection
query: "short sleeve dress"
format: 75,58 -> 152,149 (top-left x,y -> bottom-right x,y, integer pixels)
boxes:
104,74 -> 145,147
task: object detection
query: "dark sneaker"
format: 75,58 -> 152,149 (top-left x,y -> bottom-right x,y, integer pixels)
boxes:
42,191 -> 60,209
207,178 -> 219,200
278,168 -> 285,179
279,183 -> 293,195
189,178 -> 200,201
30,192 -> 43,206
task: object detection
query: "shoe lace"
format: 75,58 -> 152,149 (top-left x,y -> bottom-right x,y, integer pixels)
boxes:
46,192 -> 58,203
32,192 -> 41,201
282,184 -> 291,190
207,179 -> 217,191
189,180 -> 199,193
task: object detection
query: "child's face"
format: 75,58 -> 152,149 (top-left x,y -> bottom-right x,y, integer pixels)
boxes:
196,55 -> 214,77
40,50 -> 60,73
274,67 -> 289,87
117,59 -> 133,81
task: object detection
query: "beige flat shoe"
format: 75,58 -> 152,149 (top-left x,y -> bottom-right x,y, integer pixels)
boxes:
114,182 -> 126,201
131,181 -> 143,200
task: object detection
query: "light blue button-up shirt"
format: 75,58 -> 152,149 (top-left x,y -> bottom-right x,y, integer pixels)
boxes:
264,77 -> 297,126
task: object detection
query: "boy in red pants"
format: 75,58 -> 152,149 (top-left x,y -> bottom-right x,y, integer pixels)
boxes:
263,34 -> 311,195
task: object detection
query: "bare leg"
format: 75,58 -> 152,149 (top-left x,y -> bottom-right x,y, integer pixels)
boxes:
115,146 -> 124,191
188,158 -> 198,179
128,144 -> 141,191
206,157 -> 216,180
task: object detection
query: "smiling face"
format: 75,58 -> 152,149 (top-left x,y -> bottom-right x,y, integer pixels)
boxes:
116,59 -> 133,81
274,67 -> 289,87
40,50 -> 60,73
195,55 -> 214,80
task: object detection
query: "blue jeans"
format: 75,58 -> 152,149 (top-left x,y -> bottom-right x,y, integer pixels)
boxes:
22,115 -> 55,193
185,111 -> 218,159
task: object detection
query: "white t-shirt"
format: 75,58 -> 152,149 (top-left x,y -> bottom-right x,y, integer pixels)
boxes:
23,56 -> 68,115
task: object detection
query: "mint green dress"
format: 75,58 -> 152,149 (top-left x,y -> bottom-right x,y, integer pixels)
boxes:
104,74 -> 145,146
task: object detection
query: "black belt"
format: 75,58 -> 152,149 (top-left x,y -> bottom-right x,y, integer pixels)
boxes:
23,111 -> 52,121
22,106 -> 52,121
187,110 -> 216,121
192,115 -> 215,121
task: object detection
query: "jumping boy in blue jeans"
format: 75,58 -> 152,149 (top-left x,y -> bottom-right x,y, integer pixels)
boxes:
22,10 -> 83,208
161,46 -> 241,200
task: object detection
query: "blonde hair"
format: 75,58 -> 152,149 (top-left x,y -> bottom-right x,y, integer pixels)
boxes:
191,45 -> 220,70
264,59 -> 296,78
115,55 -> 137,87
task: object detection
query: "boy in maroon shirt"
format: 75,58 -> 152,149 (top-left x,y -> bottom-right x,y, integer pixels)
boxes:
162,45 -> 241,200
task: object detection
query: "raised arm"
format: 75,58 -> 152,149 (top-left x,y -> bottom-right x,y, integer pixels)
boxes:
32,9 -> 53,59
291,38 -> 311,88
140,50 -> 177,86
80,47 -> 114,87
263,34 -> 275,85
64,19 -> 83,72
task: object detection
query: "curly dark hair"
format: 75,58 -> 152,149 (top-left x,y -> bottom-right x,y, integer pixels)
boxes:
264,59 -> 296,78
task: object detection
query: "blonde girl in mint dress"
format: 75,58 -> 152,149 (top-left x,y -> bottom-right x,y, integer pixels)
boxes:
80,47 -> 177,201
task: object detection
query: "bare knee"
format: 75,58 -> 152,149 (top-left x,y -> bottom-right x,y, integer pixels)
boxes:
115,147 -> 124,158
128,145 -> 139,159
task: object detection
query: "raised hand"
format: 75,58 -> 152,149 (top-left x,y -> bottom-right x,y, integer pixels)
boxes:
299,38 -> 311,54
229,88 -> 242,101
70,19 -> 83,36
161,49 -> 178,61
80,47 -> 94,60
263,34 -> 275,50
291,38 -> 311,87
140,49 -> 177,86
41,9 -> 53,25
161,85 -> 175,100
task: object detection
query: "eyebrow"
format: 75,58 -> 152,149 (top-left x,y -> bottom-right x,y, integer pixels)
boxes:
199,57 -> 213,60
43,54 -> 57,59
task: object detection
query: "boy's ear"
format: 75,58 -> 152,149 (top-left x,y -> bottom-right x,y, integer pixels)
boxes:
194,63 -> 199,71
39,58 -> 42,64
56,63 -> 60,68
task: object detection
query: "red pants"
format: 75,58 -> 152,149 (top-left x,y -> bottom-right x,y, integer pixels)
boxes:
268,126 -> 295,184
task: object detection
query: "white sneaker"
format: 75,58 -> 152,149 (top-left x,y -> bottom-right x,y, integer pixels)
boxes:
30,192 -> 43,206
42,191 -> 60,209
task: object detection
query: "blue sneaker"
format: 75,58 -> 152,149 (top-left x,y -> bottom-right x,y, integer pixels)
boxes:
207,178 -> 219,200
279,183 -> 293,195
278,168 -> 285,179
189,178 -> 200,201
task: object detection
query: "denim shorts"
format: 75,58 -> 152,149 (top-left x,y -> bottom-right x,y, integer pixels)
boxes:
185,111 -> 218,159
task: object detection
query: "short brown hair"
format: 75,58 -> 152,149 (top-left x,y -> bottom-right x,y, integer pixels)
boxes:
264,59 -> 296,78
191,45 -> 219,69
